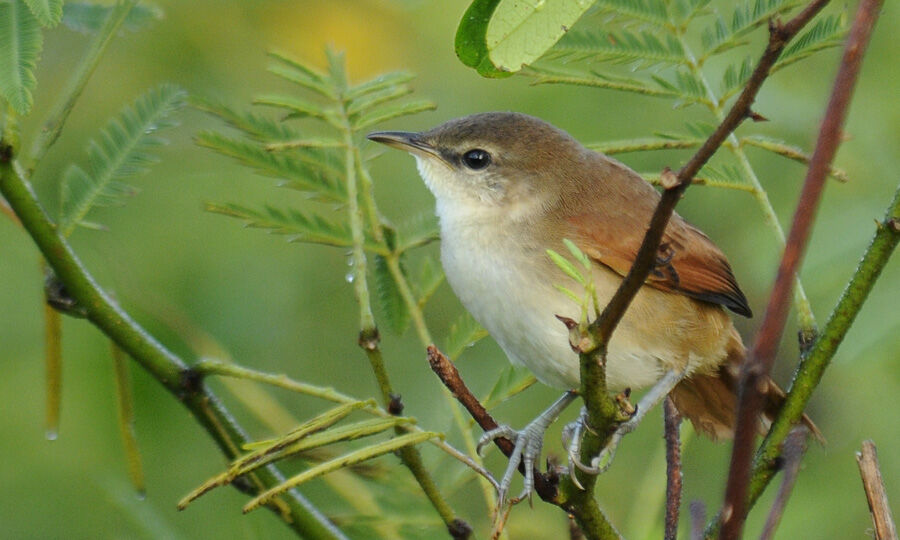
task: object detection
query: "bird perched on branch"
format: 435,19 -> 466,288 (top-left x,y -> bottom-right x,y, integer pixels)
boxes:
369,112 -> 819,504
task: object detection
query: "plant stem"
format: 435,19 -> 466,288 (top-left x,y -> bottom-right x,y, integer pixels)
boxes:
27,0 -> 138,173
673,20 -> 818,337
0,147 -> 345,540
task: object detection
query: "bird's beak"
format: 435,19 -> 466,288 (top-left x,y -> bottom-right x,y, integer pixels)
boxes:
366,131 -> 443,161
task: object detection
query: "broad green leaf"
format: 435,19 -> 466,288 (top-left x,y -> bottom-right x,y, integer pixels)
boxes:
61,2 -> 162,33
444,312 -> 489,361
204,203 -> 389,253
455,0 -> 508,78
59,84 -> 186,236
373,254 -> 411,335
485,0 -> 594,75
24,0 -> 63,27
0,0 -> 43,114
352,99 -> 436,131
244,430 -> 438,513
195,132 -> 347,202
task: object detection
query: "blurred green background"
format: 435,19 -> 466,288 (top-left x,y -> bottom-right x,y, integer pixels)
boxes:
1,1 -> 897,538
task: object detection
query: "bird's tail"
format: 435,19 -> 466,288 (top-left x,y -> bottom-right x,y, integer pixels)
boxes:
669,342 -> 823,442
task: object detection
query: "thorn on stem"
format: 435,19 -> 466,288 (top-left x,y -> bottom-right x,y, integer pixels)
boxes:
748,110 -> 769,122
388,393 -> 404,415
358,327 -> 381,350
660,167 -> 681,189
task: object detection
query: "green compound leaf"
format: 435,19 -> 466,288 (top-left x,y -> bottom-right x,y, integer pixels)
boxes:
373,254 -> 412,335
24,0 -> 63,27
0,0 -> 43,114
456,0 -> 593,77
61,2 -> 162,34
59,84 -> 186,236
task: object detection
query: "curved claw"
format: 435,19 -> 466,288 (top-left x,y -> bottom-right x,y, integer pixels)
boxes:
478,425 -> 518,455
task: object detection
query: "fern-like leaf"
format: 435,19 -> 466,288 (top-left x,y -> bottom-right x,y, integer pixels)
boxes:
742,135 -> 849,182
0,0 -> 43,114
772,13 -> 846,73
61,2 -> 162,34
345,72 -> 415,101
195,132 -> 347,202
396,212 -> 439,252
373,255 -> 411,335
444,313 -> 489,361
411,256 -> 443,306
192,97 -> 302,142
352,99 -> 436,131
267,51 -> 335,99
254,94 -> 336,123
700,0 -> 798,59
23,0 -> 63,27
482,366 -> 537,410
651,69 -> 710,106
719,56 -> 754,101
59,84 -> 186,236
346,85 -> 413,117
594,0 -> 670,28
527,65 -> 680,98
548,29 -> 687,68
204,202 -> 389,253
588,136 -> 702,154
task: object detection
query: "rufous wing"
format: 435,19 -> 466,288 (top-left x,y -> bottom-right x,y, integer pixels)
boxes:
566,207 -> 752,317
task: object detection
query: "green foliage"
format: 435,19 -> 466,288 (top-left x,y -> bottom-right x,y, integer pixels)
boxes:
373,254 -> 411,335
60,2 -> 164,34
0,0 -> 43,114
59,84 -> 186,236
443,312 -> 489,361
23,0 -> 64,28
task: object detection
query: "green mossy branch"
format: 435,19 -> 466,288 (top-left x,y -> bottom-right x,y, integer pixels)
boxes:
0,146 -> 346,540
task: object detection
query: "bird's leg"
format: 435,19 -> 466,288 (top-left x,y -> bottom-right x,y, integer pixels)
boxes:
567,369 -> 686,480
477,391 -> 578,505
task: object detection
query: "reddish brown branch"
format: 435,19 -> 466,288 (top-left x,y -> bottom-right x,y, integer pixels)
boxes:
759,428 -> 808,540
856,440 -> 898,540
592,0 -> 831,344
664,396 -> 683,540
721,1 -> 883,537
426,345 -> 558,500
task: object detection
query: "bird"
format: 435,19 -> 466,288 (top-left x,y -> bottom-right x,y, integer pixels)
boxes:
368,111 -> 819,504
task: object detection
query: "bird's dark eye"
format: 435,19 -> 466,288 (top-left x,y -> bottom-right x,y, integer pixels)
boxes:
462,149 -> 491,170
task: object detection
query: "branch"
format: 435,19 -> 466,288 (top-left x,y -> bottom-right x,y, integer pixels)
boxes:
856,440 -> 898,540
590,0 -> 830,346
758,428 -> 808,540
426,346 -> 557,501
0,148 -> 345,539
721,1 -> 883,536
664,397 -> 683,540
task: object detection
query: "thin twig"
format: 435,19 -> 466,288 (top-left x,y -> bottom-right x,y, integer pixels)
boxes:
759,428 -> 808,540
721,2 -> 883,537
856,440 -> 898,540
664,397 -> 683,540
427,346 -> 558,501
691,501 -> 707,540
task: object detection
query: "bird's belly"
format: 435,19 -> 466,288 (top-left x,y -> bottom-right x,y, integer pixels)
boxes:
440,240 -> 675,391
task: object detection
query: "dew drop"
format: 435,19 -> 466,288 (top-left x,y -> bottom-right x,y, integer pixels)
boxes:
345,273 -> 355,283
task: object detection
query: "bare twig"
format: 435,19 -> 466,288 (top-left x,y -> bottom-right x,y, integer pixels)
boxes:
591,0 -> 831,346
856,440 -> 898,540
721,1 -> 883,537
664,397 -> 683,540
691,501 -> 707,540
426,346 -> 558,501
759,428 -> 808,540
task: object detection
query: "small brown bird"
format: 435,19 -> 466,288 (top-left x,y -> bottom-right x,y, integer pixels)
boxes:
368,112 -> 818,502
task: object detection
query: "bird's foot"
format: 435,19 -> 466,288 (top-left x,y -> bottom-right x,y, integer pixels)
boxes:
477,391 -> 578,506
563,369 -> 686,489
